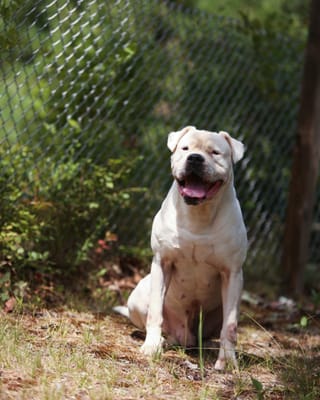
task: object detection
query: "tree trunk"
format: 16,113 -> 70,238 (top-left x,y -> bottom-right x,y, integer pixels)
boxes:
282,0 -> 320,296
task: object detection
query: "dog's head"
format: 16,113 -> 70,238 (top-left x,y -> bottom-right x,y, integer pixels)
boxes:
168,126 -> 245,205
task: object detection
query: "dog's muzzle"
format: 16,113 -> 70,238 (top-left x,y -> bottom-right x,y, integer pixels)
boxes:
176,153 -> 223,205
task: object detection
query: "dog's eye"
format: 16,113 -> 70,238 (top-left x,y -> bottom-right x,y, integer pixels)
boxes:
182,146 -> 189,151
211,150 -> 220,155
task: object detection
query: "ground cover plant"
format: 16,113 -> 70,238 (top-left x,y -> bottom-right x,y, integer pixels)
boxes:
0,274 -> 319,400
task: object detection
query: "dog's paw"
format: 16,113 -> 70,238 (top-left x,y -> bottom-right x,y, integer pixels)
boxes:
214,358 -> 226,371
140,337 -> 164,357
214,357 -> 238,372
214,353 -> 238,371
215,341 -> 238,371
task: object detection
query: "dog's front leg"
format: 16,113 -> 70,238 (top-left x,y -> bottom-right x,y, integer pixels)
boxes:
140,254 -> 172,356
215,268 -> 243,371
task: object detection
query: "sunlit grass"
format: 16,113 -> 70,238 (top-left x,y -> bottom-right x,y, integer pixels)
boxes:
0,305 -> 319,399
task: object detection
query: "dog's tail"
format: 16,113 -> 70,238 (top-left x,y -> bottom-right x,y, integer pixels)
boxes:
112,305 -> 130,319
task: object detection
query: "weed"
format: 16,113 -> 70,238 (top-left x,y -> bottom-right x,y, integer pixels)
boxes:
251,376 -> 265,400
198,307 -> 205,380
280,352 -> 320,399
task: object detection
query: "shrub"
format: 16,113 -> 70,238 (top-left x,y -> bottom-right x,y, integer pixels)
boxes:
0,145 -> 144,298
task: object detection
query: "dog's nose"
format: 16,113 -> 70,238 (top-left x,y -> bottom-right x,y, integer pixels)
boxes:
187,153 -> 205,163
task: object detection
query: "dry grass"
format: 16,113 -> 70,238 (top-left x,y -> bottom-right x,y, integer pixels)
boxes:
0,299 -> 319,400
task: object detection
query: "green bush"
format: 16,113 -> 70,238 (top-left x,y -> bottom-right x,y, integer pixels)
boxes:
0,144 -> 144,298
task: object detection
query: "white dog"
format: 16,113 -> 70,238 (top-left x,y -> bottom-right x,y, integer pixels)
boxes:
118,126 -> 247,370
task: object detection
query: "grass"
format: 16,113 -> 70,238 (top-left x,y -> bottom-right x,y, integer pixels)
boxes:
0,296 -> 319,399
198,307 -> 205,380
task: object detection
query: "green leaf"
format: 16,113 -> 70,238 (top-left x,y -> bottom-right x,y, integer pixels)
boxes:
88,202 -> 99,209
44,122 -> 56,135
67,118 -> 81,133
251,376 -> 264,399
251,377 -> 263,391
300,316 -> 308,328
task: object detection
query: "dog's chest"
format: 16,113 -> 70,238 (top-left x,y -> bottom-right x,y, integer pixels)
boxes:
158,227 -> 221,265
161,232 -> 223,306
166,252 -> 222,312
179,235 -> 214,262
174,236 -> 220,279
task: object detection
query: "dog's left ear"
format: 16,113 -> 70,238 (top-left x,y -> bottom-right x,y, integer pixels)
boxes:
220,131 -> 245,163
167,126 -> 195,152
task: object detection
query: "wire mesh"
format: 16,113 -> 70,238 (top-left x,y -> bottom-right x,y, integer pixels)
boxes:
0,0 -> 319,278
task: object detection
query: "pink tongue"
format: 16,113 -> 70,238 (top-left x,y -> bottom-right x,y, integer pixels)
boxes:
182,182 -> 207,198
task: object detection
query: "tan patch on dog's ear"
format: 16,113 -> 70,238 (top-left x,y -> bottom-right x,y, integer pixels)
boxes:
219,131 -> 245,163
167,126 -> 196,152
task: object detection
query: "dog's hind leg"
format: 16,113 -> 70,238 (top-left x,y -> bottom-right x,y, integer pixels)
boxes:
127,274 -> 151,330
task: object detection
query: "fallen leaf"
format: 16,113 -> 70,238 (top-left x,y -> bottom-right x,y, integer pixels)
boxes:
4,297 -> 16,313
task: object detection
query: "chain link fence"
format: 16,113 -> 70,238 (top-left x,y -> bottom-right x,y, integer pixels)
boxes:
0,0 -> 319,282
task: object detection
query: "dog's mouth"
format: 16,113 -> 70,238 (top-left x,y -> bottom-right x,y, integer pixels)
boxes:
177,174 -> 223,205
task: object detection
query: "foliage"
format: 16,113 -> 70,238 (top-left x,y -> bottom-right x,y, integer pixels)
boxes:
8,0 -> 173,165
0,144 -> 144,298
192,0 -> 309,32
0,0 -> 167,297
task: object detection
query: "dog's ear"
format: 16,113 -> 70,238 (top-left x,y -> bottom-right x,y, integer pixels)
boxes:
220,131 -> 245,163
167,126 -> 196,152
